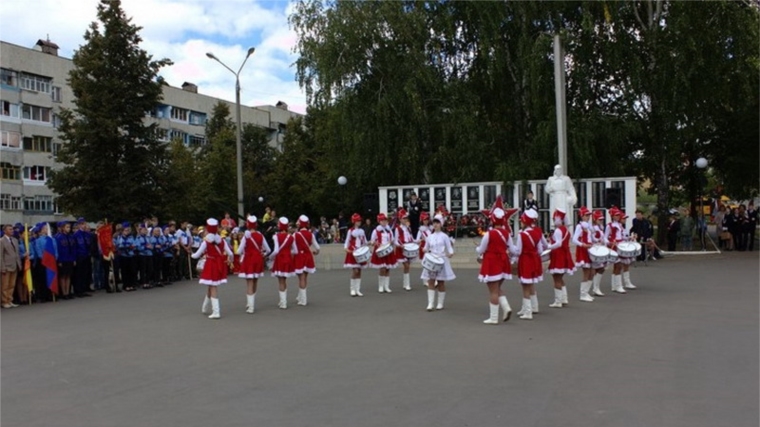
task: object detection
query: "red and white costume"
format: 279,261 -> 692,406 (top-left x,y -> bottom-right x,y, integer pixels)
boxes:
344,226 -> 368,268
294,216 -> 320,274
270,218 -> 296,277
415,213 -> 431,260
393,220 -> 414,261
237,218 -> 271,279
515,213 -> 548,284
370,223 -> 398,269
192,220 -> 233,286
573,207 -> 593,268
547,209 -> 575,275
604,221 -> 624,264
476,227 -> 518,282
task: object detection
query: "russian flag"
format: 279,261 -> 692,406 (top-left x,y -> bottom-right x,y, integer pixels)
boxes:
41,235 -> 58,295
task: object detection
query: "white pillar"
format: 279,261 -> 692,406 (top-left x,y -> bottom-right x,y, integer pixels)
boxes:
554,34 -> 568,175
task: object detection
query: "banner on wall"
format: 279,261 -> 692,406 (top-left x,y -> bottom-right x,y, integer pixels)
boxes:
434,187 -> 446,210
451,186 -> 462,213
387,189 -> 398,212
467,186 -> 480,210
419,188 -> 430,211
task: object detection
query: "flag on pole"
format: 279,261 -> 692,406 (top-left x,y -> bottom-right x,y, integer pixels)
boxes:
97,220 -> 114,261
23,224 -> 33,294
41,223 -> 58,295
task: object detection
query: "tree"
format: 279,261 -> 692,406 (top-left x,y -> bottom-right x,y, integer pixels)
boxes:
48,0 -> 172,220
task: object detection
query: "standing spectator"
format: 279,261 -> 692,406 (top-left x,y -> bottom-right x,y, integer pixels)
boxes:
522,191 -> 539,213
738,204 -> 751,251
722,209 -> 735,251
713,204 -> 727,249
338,212 -> 348,243
330,219 -> 340,243
729,207 -> 744,251
679,210 -> 695,251
747,202 -> 757,251
221,212 -> 237,230
361,218 -> 373,239
1,224 -> 22,308
407,192 -> 423,237
262,206 -> 273,224
667,212 -> 680,252
73,218 -> 93,297
631,210 -> 653,261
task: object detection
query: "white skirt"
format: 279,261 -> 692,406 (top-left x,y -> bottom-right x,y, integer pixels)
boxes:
421,256 -> 456,282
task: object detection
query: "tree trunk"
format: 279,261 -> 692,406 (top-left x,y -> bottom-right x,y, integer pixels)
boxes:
656,156 -> 669,245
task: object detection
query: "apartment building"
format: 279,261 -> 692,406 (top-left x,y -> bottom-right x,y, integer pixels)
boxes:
0,39 -> 302,225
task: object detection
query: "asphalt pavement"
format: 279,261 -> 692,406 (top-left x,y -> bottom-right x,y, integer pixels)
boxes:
1,251 -> 758,427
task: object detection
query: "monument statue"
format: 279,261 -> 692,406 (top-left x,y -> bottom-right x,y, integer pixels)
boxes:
546,164 -> 577,227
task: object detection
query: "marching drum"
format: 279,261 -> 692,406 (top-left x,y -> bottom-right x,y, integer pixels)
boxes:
617,242 -> 637,258
353,246 -> 371,264
632,242 -> 642,257
588,246 -> 610,264
402,243 -> 420,259
376,243 -> 394,258
421,253 -> 444,273
540,249 -> 552,262
607,250 -> 619,264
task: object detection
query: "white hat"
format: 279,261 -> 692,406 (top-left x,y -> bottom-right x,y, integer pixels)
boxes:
492,208 -> 505,219
278,217 -> 289,231
526,209 -> 538,219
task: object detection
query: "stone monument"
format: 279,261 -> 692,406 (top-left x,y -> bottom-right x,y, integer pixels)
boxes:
546,164 -> 577,227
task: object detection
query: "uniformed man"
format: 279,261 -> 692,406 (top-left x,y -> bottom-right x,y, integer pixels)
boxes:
72,218 -> 93,298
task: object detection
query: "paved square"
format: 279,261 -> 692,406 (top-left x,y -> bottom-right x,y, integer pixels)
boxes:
2,252 -> 758,427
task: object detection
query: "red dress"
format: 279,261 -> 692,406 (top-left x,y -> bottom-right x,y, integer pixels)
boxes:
198,239 -> 230,286
416,226 -> 430,260
517,226 -> 544,284
370,226 -> 397,269
574,224 -> 592,268
478,228 -> 512,282
548,226 -> 575,274
239,231 -> 266,279
294,229 -> 317,274
343,228 -> 368,268
271,232 -> 295,277
393,224 -> 413,261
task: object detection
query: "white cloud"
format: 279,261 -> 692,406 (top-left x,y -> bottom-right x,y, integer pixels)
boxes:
0,0 -> 306,113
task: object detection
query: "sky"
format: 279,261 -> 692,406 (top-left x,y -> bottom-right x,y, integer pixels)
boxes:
0,0 -> 307,114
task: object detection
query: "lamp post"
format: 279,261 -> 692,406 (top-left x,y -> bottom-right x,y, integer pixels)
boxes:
338,176 -> 347,210
206,47 -> 256,222
696,157 -> 708,250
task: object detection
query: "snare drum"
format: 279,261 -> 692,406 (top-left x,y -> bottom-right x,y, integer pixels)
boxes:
402,243 -> 419,259
607,250 -> 619,263
421,253 -> 444,273
353,246 -> 371,264
617,242 -> 637,258
632,242 -> 642,256
376,243 -> 394,258
540,249 -> 551,262
588,246 -> 610,264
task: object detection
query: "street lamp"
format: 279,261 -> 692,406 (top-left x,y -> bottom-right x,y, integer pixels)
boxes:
696,157 -> 708,250
338,176 -> 347,208
206,47 -> 256,222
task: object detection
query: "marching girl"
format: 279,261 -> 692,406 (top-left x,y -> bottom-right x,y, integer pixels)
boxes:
344,213 -> 368,297
393,209 -> 414,291
572,207 -> 595,302
415,212 -> 431,287
604,207 -> 627,294
294,215 -> 320,306
422,214 -> 455,311
269,217 -> 296,309
193,219 -> 233,319
237,215 -> 271,314
547,209 -> 575,308
476,203 -> 519,324
590,210 -> 608,297
619,213 -> 637,290
513,209 -> 549,320
370,213 -> 397,293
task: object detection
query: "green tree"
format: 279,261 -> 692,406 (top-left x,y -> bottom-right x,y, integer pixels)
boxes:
48,0 -> 172,220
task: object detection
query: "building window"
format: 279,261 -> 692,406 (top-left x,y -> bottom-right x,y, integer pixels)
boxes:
52,86 -> 62,102
21,104 -> 52,123
189,135 -> 205,147
0,162 -> 21,180
0,68 -> 17,87
19,73 -> 51,93
0,194 -> 22,210
1,101 -> 20,118
1,131 -> 21,148
23,135 -> 53,152
54,198 -> 64,214
52,142 -> 63,159
23,165 -> 50,182
52,113 -> 62,128
156,128 -> 169,142
189,112 -> 206,126
24,195 -> 54,213
170,107 -> 188,122
170,129 -> 186,142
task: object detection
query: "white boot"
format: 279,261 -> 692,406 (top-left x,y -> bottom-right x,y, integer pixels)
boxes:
579,281 -> 595,302
383,276 -> 392,293
519,298 -> 533,320
530,294 -> 539,314
297,289 -> 307,306
592,274 -> 605,296
350,279 -> 357,297
436,291 -> 446,310
549,289 -> 563,308
612,275 -> 626,294
378,277 -> 385,293
278,290 -> 287,309
208,297 -> 221,319
246,294 -> 255,313
426,289 -> 436,311
202,296 -> 212,314
623,271 -> 637,289
403,273 -> 411,291
483,303 -> 500,324
561,286 -> 568,306
355,279 -> 363,297
498,295 -> 512,322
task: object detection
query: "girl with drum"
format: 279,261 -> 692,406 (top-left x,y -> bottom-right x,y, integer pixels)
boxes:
513,209 -> 549,320
294,215 -> 320,306
422,214 -> 455,311
618,213 -> 637,290
193,219 -> 234,319
393,209 -> 415,291
476,202 -> 519,324
591,210 -> 608,297
269,217 -> 297,309
415,212 -> 432,287
572,207 -> 595,302
344,213 -> 368,297
237,215 -> 271,314
370,213 -> 397,293
604,207 -> 627,294
547,209 -> 575,308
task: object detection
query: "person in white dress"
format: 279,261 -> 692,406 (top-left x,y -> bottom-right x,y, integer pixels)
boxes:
421,214 -> 455,311
415,212 -> 431,288
343,213 -> 368,297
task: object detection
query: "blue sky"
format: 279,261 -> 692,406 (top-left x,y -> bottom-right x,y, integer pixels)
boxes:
0,0 -> 307,113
